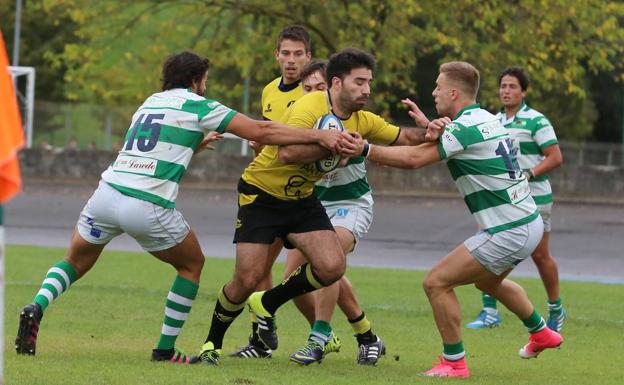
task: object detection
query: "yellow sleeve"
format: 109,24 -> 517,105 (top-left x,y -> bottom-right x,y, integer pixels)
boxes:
360,111 -> 400,145
284,92 -> 329,129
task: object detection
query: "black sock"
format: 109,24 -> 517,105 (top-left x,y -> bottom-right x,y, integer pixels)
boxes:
261,263 -> 324,315
205,287 -> 245,349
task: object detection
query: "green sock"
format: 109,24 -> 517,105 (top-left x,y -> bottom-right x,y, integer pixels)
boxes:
442,341 -> 465,361
309,320 -> 332,348
522,309 -> 546,333
33,260 -> 78,311
156,275 -> 198,350
548,298 -> 563,315
482,292 -> 497,310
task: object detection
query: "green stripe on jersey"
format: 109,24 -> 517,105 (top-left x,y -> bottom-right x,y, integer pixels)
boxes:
463,185 -> 529,213
347,156 -> 365,165
533,193 -> 553,205
447,157 -> 508,181
107,182 -> 175,208
487,210 -> 540,233
539,139 -> 558,149
216,110 -> 237,134
519,142 -> 541,155
315,177 -> 371,201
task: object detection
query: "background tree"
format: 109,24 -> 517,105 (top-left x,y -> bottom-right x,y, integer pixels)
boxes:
5,0 -> 624,142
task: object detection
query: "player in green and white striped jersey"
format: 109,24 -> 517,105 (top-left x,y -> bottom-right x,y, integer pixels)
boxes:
365,62 -> 563,378
467,67 -> 566,332
15,51 -> 352,364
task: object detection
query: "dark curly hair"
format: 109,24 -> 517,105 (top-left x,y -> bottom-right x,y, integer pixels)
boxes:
499,66 -> 529,91
326,48 -> 376,86
161,51 -> 210,91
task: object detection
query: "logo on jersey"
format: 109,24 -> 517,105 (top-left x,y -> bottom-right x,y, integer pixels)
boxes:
264,103 -> 272,113
287,100 -> 296,108
235,219 -> 242,228
446,123 -> 460,133
538,117 -> 551,126
513,120 -> 527,127
284,175 -> 309,198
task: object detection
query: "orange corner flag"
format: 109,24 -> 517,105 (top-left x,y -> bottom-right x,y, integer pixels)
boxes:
0,29 -> 24,204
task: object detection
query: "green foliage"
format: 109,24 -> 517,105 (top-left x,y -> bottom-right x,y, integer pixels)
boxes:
5,245 -> 624,384
8,0 -> 624,139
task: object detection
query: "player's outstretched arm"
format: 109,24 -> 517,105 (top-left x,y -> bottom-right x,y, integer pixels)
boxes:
224,113 -> 348,151
278,132 -> 361,164
368,141 -> 441,169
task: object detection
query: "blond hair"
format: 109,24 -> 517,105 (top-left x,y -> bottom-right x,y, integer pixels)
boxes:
439,61 -> 480,99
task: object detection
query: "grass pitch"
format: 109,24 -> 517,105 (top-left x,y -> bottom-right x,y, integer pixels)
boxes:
5,245 -> 623,384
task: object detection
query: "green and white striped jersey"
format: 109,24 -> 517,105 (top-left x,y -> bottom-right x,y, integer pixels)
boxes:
496,102 -> 558,205
314,156 -> 373,208
438,104 -> 539,233
101,88 -> 237,208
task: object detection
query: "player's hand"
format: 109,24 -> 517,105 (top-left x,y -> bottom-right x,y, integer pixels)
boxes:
425,117 -> 452,141
195,131 -> 223,153
337,131 -> 362,157
401,98 -> 429,129
317,130 -> 344,155
249,140 -> 265,156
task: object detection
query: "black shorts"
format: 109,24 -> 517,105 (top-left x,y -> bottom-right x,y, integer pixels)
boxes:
233,179 -> 334,249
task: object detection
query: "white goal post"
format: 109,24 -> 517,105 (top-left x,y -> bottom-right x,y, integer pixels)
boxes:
9,66 -> 35,148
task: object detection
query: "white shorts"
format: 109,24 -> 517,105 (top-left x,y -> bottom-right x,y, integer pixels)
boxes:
76,181 -> 190,252
537,203 -> 552,232
324,204 -> 373,245
464,216 -> 544,276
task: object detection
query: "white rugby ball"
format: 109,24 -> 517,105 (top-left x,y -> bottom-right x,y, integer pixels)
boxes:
313,114 -> 344,173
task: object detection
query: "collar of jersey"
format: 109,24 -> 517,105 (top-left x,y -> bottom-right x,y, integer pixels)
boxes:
498,100 -> 527,117
454,103 -> 480,120
278,77 -> 301,92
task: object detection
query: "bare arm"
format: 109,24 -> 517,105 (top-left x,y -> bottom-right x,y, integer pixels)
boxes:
526,144 -> 563,179
225,113 -> 353,152
368,141 -> 441,169
278,144 -> 332,164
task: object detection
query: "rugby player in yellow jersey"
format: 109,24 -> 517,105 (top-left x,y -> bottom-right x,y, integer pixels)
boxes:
196,48 -> 439,365
243,25 -> 312,355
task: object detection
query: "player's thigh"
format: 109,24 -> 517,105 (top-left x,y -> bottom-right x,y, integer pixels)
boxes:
426,243 -> 495,291
235,242 -> 275,285
287,230 -> 344,273
150,229 -> 204,271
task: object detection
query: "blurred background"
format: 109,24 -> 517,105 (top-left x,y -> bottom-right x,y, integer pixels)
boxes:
1,0 -> 624,166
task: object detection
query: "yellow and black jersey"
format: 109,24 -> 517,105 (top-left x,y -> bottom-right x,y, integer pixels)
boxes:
261,77 -> 304,122
242,90 -> 400,200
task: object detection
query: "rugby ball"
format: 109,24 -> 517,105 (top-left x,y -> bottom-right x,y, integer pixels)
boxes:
313,114 -> 344,173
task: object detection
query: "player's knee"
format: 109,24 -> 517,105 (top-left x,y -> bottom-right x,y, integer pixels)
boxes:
233,269 -> 264,293
531,250 -> 551,265
422,273 -> 443,297
313,257 -> 345,286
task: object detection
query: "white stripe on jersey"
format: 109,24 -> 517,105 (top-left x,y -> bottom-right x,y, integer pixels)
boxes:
120,142 -> 194,167
102,170 -> 179,200
473,196 -> 536,229
455,173 -> 528,197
